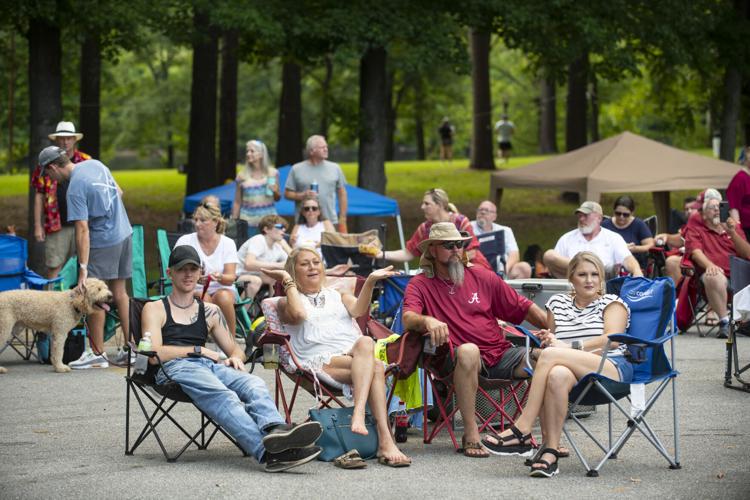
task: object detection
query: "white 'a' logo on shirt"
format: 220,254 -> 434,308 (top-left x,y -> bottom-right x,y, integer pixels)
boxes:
468,292 -> 480,304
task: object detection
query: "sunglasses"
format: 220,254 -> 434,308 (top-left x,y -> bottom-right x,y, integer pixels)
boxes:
614,211 -> 632,218
273,223 -> 286,230
439,240 -> 468,250
302,206 -> 319,212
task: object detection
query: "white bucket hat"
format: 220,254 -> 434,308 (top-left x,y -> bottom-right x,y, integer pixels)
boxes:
48,121 -> 83,141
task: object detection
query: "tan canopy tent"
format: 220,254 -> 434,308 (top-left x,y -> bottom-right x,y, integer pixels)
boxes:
490,131 -> 741,231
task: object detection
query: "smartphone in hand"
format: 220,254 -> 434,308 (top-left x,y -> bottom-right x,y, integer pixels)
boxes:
719,201 -> 729,223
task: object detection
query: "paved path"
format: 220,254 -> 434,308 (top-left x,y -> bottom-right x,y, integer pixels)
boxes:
1,331 -> 749,499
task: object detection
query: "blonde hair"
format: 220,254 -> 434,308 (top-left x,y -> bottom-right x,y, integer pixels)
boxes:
237,140 -> 273,181
425,188 -> 458,213
193,202 -> 227,234
285,247 -> 326,287
567,251 -> 606,296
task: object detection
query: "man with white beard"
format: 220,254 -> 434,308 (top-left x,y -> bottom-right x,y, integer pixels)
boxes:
543,201 -> 642,279
402,222 -> 547,458
683,190 -> 750,338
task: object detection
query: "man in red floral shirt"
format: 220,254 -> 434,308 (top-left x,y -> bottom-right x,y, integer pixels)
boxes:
31,121 -> 91,278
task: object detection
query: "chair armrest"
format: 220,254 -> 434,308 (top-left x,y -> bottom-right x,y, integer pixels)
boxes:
608,332 -> 677,347
257,331 -> 290,345
366,318 -> 394,340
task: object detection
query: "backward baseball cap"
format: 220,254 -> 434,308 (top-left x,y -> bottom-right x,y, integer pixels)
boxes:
38,146 -> 65,167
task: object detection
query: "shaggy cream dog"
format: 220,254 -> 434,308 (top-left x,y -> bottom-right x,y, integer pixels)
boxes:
0,278 -> 113,373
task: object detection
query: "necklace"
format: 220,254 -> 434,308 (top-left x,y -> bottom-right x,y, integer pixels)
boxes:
438,276 -> 456,295
169,296 -> 195,310
302,290 -> 326,308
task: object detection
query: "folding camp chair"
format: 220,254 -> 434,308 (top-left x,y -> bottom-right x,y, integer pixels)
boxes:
676,254 -> 729,336
560,276 -> 680,477
477,229 -> 506,275
321,230 -> 382,277
377,275 -> 413,327
124,298 -> 247,462
725,256 -> 750,392
420,328 -> 534,451
0,234 -> 61,362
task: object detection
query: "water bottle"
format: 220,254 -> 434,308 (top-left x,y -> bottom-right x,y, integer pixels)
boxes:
266,175 -> 276,197
310,180 -> 319,193
134,332 -> 152,375
262,343 -> 279,369
394,401 -> 409,443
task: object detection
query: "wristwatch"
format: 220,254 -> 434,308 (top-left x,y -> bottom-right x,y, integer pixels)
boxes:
572,340 -> 583,351
193,346 -> 202,355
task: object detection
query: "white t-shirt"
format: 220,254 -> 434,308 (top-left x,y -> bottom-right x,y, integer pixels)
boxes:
294,221 -> 325,253
174,233 -> 239,295
545,293 -> 630,356
237,234 -> 288,275
553,227 -> 632,270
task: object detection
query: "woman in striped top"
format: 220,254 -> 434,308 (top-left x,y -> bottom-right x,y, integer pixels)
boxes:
482,251 -> 633,478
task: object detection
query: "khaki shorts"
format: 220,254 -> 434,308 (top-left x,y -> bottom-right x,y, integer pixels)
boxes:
45,225 -> 76,269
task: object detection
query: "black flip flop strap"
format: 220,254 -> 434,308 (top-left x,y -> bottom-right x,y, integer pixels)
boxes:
507,425 -> 525,442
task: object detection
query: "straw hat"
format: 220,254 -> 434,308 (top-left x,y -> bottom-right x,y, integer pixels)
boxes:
417,222 -> 472,254
48,121 -> 83,141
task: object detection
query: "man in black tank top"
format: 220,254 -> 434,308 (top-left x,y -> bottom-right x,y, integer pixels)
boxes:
142,246 -> 322,472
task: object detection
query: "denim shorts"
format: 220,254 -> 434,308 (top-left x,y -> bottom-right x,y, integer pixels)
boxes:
608,354 -> 634,383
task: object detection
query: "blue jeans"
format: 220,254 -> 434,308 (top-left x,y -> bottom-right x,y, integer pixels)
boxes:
156,357 -> 285,461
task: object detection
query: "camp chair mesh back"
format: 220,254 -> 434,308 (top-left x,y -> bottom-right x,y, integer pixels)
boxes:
562,276 -> 680,477
725,256 -> 750,392
477,230 -> 506,275
124,297 -> 246,462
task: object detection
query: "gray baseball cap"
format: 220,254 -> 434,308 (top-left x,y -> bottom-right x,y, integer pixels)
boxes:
38,146 -> 65,167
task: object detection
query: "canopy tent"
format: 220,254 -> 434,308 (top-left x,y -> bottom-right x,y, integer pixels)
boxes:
490,132 -> 741,231
183,165 -> 407,264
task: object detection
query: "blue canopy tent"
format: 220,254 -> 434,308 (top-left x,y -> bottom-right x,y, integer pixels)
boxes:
183,166 -> 408,268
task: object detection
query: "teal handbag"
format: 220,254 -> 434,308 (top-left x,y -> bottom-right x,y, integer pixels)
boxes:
308,406 -> 379,461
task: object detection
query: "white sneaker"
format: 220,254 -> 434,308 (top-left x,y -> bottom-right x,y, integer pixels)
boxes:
112,348 -> 136,365
69,350 -> 109,369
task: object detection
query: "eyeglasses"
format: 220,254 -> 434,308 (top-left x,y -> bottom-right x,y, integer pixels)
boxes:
439,240 -> 468,250
273,223 -> 286,230
614,211 -> 631,218
302,206 -> 319,212
477,208 -> 496,214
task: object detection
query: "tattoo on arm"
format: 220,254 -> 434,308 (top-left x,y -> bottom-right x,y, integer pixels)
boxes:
206,305 -> 229,332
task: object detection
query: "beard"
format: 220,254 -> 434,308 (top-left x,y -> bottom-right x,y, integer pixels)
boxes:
447,258 -> 465,287
579,222 -> 597,235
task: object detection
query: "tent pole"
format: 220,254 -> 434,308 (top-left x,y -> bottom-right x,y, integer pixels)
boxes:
396,215 -> 409,273
652,191 -> 670,234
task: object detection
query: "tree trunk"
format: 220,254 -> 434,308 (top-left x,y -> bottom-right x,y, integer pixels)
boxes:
79,34 -> 101,158
743,80 -> 750,146
276,61 -> 303,167
27,17 -> 62,269
538,76 -> 557,154
318,56 -> 333,137
589,72 -> 599,143
469,29 -> 495,170
414,78 -> 425,160
7,31 -> 15,172
565,53 -> 588,152
186,9 -> 219,195
218,30 -> 238,183
357,46 -> 388,194
385,69 -> 396,161
720,66 -> 742,162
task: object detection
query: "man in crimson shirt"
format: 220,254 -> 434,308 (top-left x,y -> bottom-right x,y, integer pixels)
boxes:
684,193 -> 750,338
402,222 -> 547,457
31,121 -> 91,278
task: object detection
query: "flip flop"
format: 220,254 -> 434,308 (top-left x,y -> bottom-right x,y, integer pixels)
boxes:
377,456 -> 411,468
458,436 -> 489,458
333,449 -> 367,469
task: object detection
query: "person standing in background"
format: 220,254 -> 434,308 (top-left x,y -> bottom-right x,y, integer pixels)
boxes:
232,140 -> 280,228
494,114 -> 515,164
727,146 -> 750,241
438,117 -> 456,165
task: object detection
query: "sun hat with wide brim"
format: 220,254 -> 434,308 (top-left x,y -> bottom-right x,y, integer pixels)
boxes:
48,121 -> 83,141
417,222 -> 472,254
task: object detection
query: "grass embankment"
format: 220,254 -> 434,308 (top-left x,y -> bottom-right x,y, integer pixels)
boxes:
0,156 -> 699,277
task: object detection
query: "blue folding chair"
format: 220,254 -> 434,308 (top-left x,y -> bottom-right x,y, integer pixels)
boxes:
477,229 -> 506,275
563,276 -> 680,476
0,234 -> 61,362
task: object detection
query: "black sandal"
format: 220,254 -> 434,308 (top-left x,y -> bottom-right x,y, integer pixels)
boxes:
529,448 -> 560,478
480,425 -> 534,457
525,445 -> 569,466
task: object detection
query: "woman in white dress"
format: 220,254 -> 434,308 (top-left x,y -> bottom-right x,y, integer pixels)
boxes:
261,247 -> 411,467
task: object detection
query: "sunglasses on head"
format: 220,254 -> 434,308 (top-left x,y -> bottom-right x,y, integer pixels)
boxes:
614,211 -> 631,218
303,206 -> 319,212
439,240 -> 468,250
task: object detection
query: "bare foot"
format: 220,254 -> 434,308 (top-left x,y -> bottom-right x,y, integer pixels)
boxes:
377,444 -> 411,466
351,412 -> 368,435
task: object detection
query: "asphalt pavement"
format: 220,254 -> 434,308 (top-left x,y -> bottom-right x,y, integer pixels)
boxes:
1,329 -> 749,499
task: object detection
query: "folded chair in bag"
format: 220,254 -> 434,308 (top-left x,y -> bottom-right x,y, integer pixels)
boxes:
420,333 -> 533,451
477,229 -> 506,276
321,230 -> 382,277
561,276 -> 680,477
124,298 -> 247,462
725,256 -> 750,392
